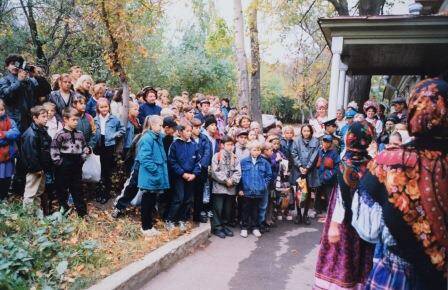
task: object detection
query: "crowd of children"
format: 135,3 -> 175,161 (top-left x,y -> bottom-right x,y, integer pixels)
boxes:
0,54 -> 412,241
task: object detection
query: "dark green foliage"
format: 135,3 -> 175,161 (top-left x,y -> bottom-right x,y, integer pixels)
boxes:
0,203 -> 98,289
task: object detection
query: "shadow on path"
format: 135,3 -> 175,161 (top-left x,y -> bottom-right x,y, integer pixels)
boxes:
229,222 -> 322,290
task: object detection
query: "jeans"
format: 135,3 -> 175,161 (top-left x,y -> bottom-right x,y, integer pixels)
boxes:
211,194 -> 234,231
114,164 -> 139,211
141,190 -> 160,230
166,177 -> 195,222
258,189 -> 269,224
242,196 -> 261,230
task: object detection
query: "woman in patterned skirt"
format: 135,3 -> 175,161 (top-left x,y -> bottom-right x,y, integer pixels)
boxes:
314,121 -> 376,289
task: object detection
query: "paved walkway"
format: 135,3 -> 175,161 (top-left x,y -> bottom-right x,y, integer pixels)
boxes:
143,221 -> 323,290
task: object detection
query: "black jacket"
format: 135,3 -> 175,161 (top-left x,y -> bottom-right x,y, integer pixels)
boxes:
49,90 -> 76,119
0,73 -> 38,132
21,123 -> 52,173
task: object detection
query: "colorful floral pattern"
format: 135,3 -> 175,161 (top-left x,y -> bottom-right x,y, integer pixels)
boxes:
369,147 -> 448,272
407,78 -> 448,137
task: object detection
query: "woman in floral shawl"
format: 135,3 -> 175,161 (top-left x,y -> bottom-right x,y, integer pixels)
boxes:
354,78 -> 448,290
314,121 -> 376,289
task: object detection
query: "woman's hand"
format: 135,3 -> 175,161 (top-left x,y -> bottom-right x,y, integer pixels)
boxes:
328,221 -> 341,244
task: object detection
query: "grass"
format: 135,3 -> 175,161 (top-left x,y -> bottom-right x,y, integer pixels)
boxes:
0,200 -> 193,290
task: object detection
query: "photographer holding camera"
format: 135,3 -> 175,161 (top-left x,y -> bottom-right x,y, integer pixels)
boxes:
0,54 -> 39,132
0,54 -> 40,196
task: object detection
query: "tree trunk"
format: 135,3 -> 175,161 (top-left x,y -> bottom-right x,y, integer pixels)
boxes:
248,0 -> 262,125
120,75 -> 129,126
20,0 -> 48,67
233,0 -> 250,110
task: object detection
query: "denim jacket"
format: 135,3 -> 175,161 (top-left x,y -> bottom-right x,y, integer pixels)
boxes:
240,156 -> 272,198
93,114 -> 125,147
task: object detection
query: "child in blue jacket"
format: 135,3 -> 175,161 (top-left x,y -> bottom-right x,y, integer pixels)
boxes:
137,115 -> 169,237
239,140 -> 272,238
166,123 -> 201,231
93,97 -> 125,204
315,134 -> 340,216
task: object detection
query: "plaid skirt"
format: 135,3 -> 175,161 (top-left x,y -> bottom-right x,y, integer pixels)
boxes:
365,249 -> 414,290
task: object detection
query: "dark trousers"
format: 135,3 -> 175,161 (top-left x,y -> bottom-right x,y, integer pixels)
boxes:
241,196 -> 261,230
193,170 -> 206,221
141,190 -> 158,230
0,178 -> 11,200
315,183 -> 333,214
211,194 -> 233,231
167,177 -> 195,223
97,136 -> 115,196
55,155 -> 86,216
11,157 -> 26,196
115,164 -> 139,211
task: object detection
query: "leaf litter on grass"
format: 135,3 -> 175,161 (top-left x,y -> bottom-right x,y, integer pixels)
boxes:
0,199 -> 194,290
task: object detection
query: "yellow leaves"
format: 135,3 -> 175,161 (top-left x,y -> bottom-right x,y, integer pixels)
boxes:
80,0 -> 164,75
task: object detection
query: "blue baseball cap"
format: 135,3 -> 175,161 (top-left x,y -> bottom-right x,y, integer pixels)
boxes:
322,134 -> 333,142
345,109 -> 357,119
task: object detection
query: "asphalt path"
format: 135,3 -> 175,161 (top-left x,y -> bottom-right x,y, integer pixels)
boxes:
143,220 -> 323,290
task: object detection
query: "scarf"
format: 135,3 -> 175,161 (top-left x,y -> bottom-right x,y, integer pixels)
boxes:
369,78 -> 448,273
339,121 -> 375,219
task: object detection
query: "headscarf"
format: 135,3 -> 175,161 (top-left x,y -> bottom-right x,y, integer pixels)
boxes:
339,121 -> 375,214
369,78 -> 448,272
407,78 -> 448,138
363,99 -> 379,113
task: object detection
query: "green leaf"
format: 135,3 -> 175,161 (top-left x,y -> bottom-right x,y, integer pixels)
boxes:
56,260 -> 68,276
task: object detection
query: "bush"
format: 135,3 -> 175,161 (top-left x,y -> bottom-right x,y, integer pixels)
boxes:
0,203 -> 98,290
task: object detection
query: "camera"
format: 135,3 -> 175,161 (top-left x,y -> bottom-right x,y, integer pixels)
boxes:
13,60 -> 35,73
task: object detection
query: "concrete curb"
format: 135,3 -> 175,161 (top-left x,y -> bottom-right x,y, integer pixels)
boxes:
87,223 -> 211,290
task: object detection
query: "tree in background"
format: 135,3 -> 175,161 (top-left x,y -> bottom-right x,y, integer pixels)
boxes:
248,0 -> 262,124
233,0 -> 250,109
82,0 -> 163,125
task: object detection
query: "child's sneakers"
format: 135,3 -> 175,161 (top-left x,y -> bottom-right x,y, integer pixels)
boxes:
178,221 -> 187,232
240,229 -> 248,238
111,208 -> 123,219
165,221 -> 175,231
252,229 -> 262,238
141,227 -> 160,237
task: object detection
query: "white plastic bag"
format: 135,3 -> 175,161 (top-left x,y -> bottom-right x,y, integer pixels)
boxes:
82,154 -> 101,183
130,190 -> 143,206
